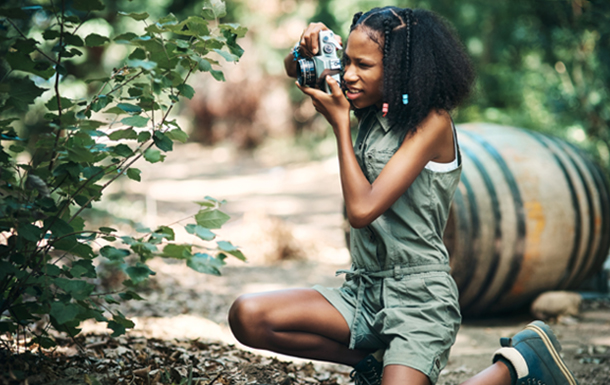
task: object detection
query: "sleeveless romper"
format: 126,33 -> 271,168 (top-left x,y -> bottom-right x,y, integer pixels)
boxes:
314,109 -> 462,384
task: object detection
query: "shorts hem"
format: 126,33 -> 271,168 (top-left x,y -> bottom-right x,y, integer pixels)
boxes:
312,285 -> 353,335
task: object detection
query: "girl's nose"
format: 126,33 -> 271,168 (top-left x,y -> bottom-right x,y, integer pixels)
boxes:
343,64 -> 357,83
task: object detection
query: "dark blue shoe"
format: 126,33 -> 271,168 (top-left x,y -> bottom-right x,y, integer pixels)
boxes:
350,354 -> 382,385
493,321 -> 579,385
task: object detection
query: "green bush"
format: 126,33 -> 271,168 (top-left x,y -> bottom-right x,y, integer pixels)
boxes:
0,0 -> 246,349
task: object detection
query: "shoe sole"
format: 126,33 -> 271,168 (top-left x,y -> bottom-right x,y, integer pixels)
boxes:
525,321 -> 579,385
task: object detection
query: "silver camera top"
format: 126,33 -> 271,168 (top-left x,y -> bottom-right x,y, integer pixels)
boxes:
319,30 -> 342,56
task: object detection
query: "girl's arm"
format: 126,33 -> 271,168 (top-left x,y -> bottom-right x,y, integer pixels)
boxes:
299,76 -> 455,228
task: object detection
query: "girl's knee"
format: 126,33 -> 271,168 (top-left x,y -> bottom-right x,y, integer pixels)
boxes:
228,294 -> 267,345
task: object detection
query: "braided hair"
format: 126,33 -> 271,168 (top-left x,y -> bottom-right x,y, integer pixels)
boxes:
347,7 -> 475,135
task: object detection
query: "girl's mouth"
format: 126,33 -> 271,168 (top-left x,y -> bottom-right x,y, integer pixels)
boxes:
346,88 -> 362,100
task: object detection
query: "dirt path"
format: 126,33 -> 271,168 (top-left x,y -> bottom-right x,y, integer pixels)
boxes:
94,142 -> 610,384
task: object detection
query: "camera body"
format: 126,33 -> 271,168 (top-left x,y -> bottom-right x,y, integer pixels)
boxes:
297,30 -> 342,94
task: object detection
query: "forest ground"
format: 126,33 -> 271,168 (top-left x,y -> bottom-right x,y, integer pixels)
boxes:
2,141 -> 609,384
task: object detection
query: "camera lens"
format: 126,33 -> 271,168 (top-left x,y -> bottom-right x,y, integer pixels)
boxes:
297,58 -> 316,88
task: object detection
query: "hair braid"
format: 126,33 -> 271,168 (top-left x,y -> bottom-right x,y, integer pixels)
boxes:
382,18 -> 392,115
350,12 -> 363,31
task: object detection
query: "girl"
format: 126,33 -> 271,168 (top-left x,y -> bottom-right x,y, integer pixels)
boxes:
229,7 -> 579,385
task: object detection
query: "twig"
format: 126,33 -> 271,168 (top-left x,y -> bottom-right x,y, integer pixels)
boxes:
4,19 -> 59,65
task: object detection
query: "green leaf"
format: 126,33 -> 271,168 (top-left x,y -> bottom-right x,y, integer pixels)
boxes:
44,264 -> 62,277
46,217 -> 73,238
79,120 -> 106,130
63,33 -> 84,47
5,51 -> 55,80
137,131 -> 151,142
114,32 -> 138,44
54,278 -> 95,300
126,168 -> 141,181
105,295 -> 120,305
153,131 -> 173,152
125,262 -> 155,284
111,144 -> 134,157
117,103 -> 142,114
217,240 -> 246,261
153,226 -> 175,241
187,253 -> 224,275
99,227 -> 117,233
18,223 -> 42,242
66,146 -> 96,163
176,84 -> 195,99
0,7 -> 28,19
45,96 -> 74,111
162,244 -> 192,259
127,59 -> 157,71
107,313 -> 135,337
202,0 -> 227,20
220,23 -> 248,38
118,11 -> 149,21
107,321 -> 125,337
158,13 -> 179,26
1,77 -> 47,112
213,48 -> 239,62
121,115 -> 149,128
195,209 -> 230,229
210,69 -> 225,82
166,128 -> 188,143
90,95 -> 112,112
50,302 -> 81,325
72,0 -> 104,12
85,33 -> 110,47
143,148 -> 165,163
33,336 -> 56,349
185,224 -> 215,241
100,246 -> 130,261
108,128 -> 138,141
43,30 -> 61,40
70,260 -> 96,278
197,58 -> 212,72
119,290 -> 144,301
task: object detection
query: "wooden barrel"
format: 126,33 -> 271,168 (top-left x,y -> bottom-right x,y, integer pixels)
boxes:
446,123 -> 610,316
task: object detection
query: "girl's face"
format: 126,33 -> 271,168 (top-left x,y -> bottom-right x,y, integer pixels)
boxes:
343,27 -> 384,110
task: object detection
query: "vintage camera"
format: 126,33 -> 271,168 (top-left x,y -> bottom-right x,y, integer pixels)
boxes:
296,30 -> 342,94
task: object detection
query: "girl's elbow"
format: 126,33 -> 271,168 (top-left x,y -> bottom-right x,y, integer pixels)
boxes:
347,209 -> 374,229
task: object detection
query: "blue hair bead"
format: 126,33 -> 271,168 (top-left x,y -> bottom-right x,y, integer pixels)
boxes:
402,94 -> 409,105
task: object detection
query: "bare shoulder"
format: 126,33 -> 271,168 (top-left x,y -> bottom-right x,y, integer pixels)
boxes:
401,110 -> 453,162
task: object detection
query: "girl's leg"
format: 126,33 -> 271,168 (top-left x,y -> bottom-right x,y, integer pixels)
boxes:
458,362 -> 512,385
380,363 -> 510,385
228,288 -> 371,366
380,365 -> 433,385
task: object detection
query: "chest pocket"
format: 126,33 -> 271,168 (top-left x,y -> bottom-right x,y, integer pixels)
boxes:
364,149 -> 397,181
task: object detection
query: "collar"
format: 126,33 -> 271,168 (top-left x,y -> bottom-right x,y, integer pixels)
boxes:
368,109 -> 393,133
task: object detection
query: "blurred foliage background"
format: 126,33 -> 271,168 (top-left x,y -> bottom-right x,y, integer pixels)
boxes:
4,0 -> 609,171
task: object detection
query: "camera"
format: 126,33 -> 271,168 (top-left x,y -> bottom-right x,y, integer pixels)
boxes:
296,30 -> 342,94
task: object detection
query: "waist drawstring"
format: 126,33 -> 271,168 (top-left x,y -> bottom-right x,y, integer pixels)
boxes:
336,264 -> 451,349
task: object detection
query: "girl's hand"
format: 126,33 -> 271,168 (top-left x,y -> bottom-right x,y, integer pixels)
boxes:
284,23 -> 343,78
298,22 -> 343,57
296,75 -> 350,131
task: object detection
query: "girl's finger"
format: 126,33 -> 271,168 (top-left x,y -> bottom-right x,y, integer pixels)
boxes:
326,76 -> 343,98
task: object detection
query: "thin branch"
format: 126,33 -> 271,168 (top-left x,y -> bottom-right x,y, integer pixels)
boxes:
48,0 -> 66,172
4,19 -> 59,65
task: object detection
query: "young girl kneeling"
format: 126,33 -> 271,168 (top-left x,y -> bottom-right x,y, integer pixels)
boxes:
229,7 -> 579,385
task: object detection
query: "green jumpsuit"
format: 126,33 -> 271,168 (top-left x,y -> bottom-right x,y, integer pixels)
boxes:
314,109 -> 462,384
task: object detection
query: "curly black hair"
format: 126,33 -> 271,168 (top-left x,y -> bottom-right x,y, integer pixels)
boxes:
347,7 -> 475,135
